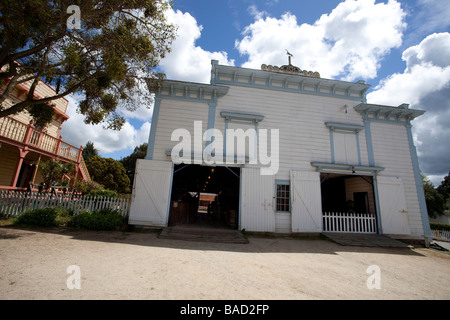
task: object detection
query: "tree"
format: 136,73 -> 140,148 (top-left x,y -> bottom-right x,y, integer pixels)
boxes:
120,143 -> 147,187
422,174 -> 445,218
86,155 -> 130,193
437,171 -> 450,201
0,0 -> 176,129
82,141 -> 98,161
39,159 -> 75,190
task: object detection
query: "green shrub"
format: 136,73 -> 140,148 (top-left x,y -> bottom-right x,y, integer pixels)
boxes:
15,207 -> 74,227
430,222 -> 450,231
87,189 -> 118,198
54,208 -> 73,226
68,208 -> 127,231
74,180 -> 103,195
15,208 -> 58,227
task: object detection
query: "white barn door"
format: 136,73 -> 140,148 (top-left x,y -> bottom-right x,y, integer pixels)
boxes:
240,167 -> 275,232
290,170 -> 322,232
128,159 -> 173,227
377,176 -> 411,235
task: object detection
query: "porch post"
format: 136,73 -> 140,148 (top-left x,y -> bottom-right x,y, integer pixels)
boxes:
55,135 -> 62,158
23,121 -> 34,145
11,147 -> 29,187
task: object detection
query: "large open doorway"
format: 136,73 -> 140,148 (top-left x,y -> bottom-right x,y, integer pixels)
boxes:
168,164 -> 240,229
320,173 -> 378,233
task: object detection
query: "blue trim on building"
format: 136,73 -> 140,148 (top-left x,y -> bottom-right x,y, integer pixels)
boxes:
329,129 -> 335,163
216,79 -> 366,101
363,118 -> 375,167
326,122 -> 363,166
220,111 -> 265,122
212,62 -> 370,102
325,122 -> 364,131
356,132 -> 362,165
206,101 -> 217,148
406,123 -> 431,236
145,97 -> 161,160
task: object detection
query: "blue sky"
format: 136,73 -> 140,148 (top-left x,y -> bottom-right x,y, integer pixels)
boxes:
61,0 -> 450,185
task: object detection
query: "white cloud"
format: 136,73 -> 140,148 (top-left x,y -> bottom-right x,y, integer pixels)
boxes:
60,94 -> 151,155
159,9 -> 235,83
367,32 -> 450,185
236,0 -> 406,81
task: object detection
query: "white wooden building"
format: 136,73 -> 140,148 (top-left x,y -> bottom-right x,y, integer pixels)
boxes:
129,60 -> 431,239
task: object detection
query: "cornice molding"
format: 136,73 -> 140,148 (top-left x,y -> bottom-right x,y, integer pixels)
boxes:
210,60 -> 370,102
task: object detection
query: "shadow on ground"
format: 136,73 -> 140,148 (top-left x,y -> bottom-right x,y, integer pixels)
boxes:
0,222 -> 432,258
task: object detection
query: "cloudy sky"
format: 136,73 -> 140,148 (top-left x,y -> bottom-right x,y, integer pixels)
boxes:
60,0 -> 450,186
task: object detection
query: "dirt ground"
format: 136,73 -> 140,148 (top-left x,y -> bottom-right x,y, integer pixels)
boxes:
0,225 -> 449,300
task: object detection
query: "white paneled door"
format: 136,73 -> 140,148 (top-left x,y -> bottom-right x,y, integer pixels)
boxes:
240,167 -> 275,232
290,170 -> 323,233
128,159 -> 173,227
377,176 -> 411,235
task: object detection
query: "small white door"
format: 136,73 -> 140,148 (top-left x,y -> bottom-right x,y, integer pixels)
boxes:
240,167 -> 275,232
290,170 -> 322,232
377,176 -> 411,235
334,132 -> 358,164
128,159 -> 173,227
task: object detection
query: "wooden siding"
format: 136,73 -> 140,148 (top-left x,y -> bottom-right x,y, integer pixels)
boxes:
153,99 -> 210,161
2,83 -> 66,140
215,85 -> 369,180
371,122 -> 424,236
0,144 -> 18,186
345,177 -> 375,215
275,212 -> 291,233
153,85 -> 370,176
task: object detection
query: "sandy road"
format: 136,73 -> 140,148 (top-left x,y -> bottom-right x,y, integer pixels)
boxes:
0,226 -> 449,300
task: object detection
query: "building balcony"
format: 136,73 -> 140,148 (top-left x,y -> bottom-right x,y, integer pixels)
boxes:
0,116 -> 90,190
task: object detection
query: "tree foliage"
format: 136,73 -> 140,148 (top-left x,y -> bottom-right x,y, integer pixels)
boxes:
422,174 -> 445,218
437,172 -> 450,201
120,143 -> 147,186
0,0 -> 176,129
82,141 -> 98,161
85,155 -> 130,193
39,159 -> 75,189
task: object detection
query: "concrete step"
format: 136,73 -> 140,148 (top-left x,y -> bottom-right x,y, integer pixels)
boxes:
159,226 -> 248,244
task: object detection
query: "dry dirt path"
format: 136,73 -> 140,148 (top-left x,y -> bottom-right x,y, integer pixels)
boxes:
1,226 -> 449,300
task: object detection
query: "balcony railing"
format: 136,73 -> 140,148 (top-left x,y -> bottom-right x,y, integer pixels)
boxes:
0,116 -> 90,181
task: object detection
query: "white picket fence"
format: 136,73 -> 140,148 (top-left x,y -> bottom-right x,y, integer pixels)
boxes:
0,191 -> 130,217
323,212 -> 377,234
430,229 -> 450,241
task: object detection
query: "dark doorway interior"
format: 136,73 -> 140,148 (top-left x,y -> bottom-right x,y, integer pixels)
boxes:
16,162 -> 35,188
320,174 -> 376,215
354,192 -> 369,214
169,164 -> 240,229
321,175 -> 347,212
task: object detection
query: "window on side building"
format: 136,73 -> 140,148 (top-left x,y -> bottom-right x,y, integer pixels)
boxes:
276,180 -> 290,213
